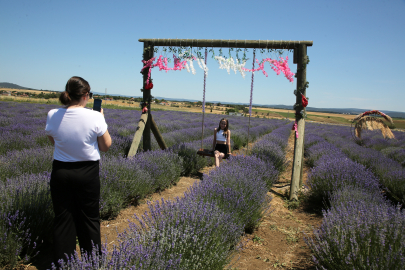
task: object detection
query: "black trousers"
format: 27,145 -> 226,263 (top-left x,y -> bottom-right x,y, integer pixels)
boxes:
50,159 -> 101,263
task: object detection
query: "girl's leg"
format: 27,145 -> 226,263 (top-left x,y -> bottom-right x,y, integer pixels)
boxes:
214,151 -> 225,167
214,150 -> 220,167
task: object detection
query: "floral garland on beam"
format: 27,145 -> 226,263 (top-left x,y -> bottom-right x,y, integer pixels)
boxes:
214,56 -> 246,78
241,56 -> 295,83
179,51 -> 197,75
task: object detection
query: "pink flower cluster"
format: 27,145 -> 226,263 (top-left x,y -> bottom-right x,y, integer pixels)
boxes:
292,120 -> 298,138
141,55 -> 188,84
242,56 -> 295,83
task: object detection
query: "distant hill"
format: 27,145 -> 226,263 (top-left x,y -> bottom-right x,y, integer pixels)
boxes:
0,82 -> 36,90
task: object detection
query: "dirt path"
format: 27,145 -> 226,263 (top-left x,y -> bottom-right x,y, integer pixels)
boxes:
228,132 -> 322,270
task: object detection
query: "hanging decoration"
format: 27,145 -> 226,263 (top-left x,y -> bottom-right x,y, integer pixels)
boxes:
141,54 -> 188,84
140,102 -> 149,113
179,50 -> 197,75
301,94 -> 308,107
261,57 -> 295,82
144,81 -> 153,90
214,56 -> 247,78
241,57 -> 295,82
292,120 -> 298,138
141,57 -> 156,85
196,57 -> 209,76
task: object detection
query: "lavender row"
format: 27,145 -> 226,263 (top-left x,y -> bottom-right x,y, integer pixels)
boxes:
250,123 -> 292,173
303,129 -> 405,269
0,149 -> 184,268
316,123 -> 405,166
304,133 -> 381,205
305,123 -> 405,205
356,129 -> 405,167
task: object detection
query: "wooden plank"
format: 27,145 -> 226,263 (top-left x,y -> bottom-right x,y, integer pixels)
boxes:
138,39 -> 313,49
127,113 -> 148,157
197,149 -> 215,157
150,114 -> 167,150
290,44 -> 307,201
142,41 -> 154,151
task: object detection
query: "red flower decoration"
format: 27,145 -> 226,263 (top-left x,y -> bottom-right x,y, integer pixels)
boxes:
145,82 -> 153,90
301,94 -> 308,107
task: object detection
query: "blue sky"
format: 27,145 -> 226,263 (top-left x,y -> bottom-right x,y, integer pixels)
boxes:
1,0 -> 404,112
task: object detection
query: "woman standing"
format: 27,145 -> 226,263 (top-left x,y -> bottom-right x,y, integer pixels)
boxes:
212,118 -> 231,167
45,76 -> 112,262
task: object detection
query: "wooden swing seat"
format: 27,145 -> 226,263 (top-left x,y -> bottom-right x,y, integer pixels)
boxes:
197,148 -> 236,159
197,148 -> 215,157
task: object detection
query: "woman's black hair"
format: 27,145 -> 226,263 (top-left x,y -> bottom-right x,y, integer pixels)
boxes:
59,76 -> 91,105
217,118 -> 229,138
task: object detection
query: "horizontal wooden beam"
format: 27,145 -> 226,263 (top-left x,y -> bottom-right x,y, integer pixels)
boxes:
139,39 -> 313,49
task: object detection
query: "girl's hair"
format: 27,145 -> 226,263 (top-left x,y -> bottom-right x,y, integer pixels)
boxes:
59,76 -> 91,105
217,118 -> 229,138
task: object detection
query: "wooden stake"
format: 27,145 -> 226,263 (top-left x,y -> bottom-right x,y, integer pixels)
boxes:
142,42 -> 154,151
290,44 -> 307,201
150,114 -> 167,150
127,113 -> 148,157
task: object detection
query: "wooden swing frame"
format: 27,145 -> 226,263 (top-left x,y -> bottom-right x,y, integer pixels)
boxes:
130,38 -> 313,201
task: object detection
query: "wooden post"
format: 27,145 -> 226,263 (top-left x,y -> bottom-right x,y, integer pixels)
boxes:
127,113 -> 148,157
150,114 -> 167,150
142,42 -> 154,151
290,44 -> 307,201
299,107 -> 306,188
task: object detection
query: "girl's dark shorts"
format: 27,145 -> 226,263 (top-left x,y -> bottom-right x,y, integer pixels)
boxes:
215,144 -> 229,159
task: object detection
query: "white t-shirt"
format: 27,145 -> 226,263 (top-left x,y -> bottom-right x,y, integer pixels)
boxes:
45,107 -> 108,162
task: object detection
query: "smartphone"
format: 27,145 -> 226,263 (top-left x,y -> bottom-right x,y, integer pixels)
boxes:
93,99 -> 102,112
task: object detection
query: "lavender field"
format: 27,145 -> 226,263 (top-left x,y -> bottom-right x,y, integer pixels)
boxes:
0,101 -> 290,269
2,100 -> 404,269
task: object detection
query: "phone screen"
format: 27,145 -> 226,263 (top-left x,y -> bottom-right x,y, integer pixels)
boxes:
93,99 -> 102,112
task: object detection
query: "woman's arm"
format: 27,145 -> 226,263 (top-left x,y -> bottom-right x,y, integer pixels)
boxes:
212,128 -> 217,150
227,130 -> 231,154
98,130 -> 112,152
47,135 -> 55,146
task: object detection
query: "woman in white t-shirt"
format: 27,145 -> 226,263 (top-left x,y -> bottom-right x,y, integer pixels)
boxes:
45,76 -> 111,263
212,118 -> 231,167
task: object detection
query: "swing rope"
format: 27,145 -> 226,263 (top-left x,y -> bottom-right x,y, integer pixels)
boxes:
200,48 -> 208,150
247,48 -> 256,154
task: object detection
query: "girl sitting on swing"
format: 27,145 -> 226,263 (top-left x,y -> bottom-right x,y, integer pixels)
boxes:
212,118 -> 231,167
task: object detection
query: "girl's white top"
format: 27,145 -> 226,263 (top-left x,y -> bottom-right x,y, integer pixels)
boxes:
216,129 -> 227,142
45,108 -> 108,162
